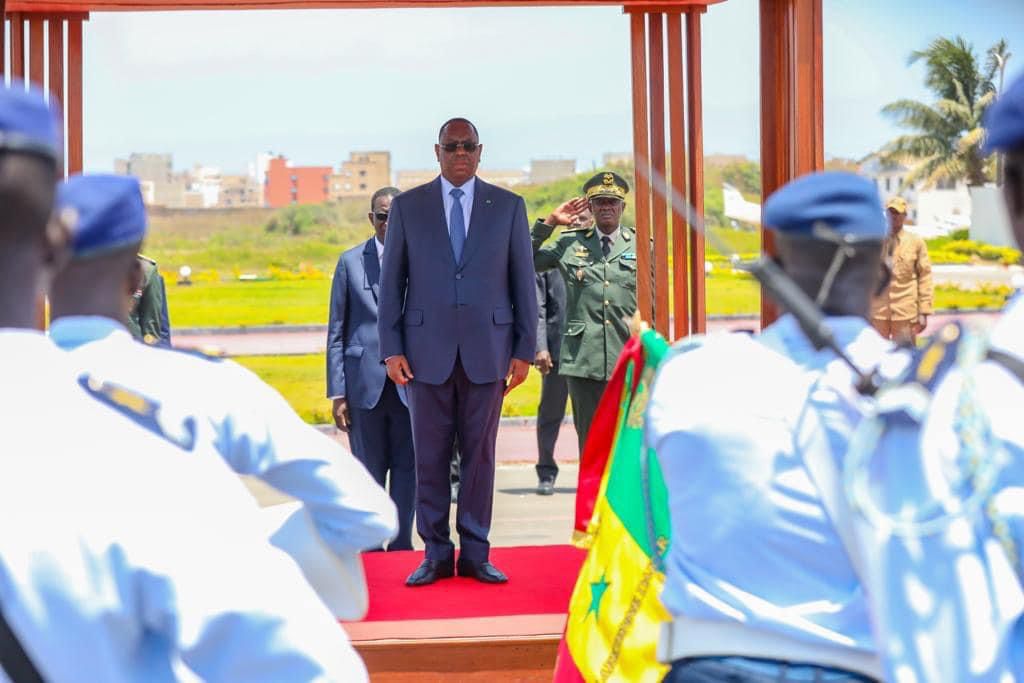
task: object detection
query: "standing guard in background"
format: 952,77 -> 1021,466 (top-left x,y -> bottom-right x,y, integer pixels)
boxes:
532,172 -> 637,453
127,253 -> 171,346
870,196 -> 932,345
534,268 -> 570,495
647,172 -> 897,683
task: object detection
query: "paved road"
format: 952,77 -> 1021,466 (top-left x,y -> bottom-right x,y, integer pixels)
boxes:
245,462 -> 580,549
173,309 -> 1003,357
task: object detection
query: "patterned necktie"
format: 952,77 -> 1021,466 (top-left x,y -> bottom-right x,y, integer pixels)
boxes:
449,188 -> 466,263
602,235 -> 612,258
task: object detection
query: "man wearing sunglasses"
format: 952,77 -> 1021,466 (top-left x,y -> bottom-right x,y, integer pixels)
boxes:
378,118 -> 537,587
328,186 -> 415,551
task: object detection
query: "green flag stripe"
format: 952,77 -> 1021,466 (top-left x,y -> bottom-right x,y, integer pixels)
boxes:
604,330 -> 672,559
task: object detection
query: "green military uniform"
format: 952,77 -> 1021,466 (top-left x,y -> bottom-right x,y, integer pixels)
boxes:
127,255 -> 171,347
531,172 -> 637,453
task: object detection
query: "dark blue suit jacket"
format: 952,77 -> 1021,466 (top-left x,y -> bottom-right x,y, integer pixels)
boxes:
378,177 -> 538,385
327,237 -> 404,410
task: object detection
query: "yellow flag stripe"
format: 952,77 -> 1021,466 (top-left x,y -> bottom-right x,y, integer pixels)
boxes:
564,495 -> 670,682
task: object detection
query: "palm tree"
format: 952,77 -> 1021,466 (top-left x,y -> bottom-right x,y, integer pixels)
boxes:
876,36 -> 1003,188
987,39 -> 1013,184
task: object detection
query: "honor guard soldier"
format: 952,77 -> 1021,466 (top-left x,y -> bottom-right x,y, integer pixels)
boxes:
48,174 -> 398,619
844,73 -> 1024,682
127,253 -> 171,347
0,85 -> 370,682
532,172 -> 637,452
647,172 -> 900,683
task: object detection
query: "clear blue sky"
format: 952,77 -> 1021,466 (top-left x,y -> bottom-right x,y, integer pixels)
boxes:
82,0 -> 1023,174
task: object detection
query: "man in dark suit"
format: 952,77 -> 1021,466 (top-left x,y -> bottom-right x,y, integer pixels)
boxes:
378,118 -> 537,586
327,186 -> 415,551
534,270 -> 568,496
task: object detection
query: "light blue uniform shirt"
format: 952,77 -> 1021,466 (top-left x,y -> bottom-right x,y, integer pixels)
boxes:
848,295 -> 1024,682
49,315 -> 397,557
646,315 -> 894,676
0,330 -> 367,681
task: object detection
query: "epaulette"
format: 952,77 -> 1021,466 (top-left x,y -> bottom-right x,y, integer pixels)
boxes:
78,373 -> 197,451
560,226 -> 590,234
137,254 -> 157,266
903,322 -> 963,393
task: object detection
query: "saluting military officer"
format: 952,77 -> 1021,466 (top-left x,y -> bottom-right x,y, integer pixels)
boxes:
127,254 -> 171,346
532,171 -> 638,452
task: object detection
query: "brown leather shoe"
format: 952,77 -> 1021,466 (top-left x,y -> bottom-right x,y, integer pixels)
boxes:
405,558 -> 455,587
456,559 -> 508,584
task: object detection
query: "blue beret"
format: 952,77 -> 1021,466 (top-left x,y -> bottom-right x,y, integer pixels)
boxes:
762,171 -> 886,241
58,174 -> 147,259
0,83 -> 61,162
983,73 -> 1024,154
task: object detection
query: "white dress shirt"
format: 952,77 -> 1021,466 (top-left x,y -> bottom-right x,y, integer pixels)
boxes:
440,174 -> 476,237
597,227 -> 620,252
375,236 -> 385,265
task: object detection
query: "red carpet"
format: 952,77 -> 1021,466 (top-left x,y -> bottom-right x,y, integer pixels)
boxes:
356,545 -> 585,622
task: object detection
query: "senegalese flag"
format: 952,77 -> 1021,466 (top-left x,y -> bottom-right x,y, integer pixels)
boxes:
554,327 -> 672,682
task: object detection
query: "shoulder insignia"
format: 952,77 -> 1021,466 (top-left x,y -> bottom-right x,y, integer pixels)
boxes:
78,374 -> 197,451
138,254 -> 157,266
560,226 -> 589,233
907,322 -> 962,392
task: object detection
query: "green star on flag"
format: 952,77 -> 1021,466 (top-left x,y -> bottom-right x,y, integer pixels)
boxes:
587,574 -> 610,619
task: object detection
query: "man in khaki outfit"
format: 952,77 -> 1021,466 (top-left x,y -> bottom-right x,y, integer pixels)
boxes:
871,196 -> 933,344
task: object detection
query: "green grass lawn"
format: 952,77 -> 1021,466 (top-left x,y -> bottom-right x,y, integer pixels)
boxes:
168,280 -> 333,328
168,276 -> 1011,329
234,353 -> 544,424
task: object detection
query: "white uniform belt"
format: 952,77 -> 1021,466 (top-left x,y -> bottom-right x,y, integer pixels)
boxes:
658,616 -> 883,680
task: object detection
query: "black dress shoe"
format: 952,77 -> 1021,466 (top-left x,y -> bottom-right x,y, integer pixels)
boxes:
537,479 -> 555,496
456,559 -> 508,584
405,558 -> 455,587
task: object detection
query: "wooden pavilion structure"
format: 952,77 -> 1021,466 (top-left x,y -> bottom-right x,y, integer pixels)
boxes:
3,0 -> 823,676
3,0 -> 823,335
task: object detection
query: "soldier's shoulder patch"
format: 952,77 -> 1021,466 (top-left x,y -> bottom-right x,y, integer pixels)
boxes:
78,373 -> 197,451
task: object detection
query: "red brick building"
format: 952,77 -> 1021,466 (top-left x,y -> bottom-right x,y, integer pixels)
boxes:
264,156 -> 332,207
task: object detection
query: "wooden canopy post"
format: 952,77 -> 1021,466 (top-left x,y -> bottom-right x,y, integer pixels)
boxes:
666,10 -> 689,340
647,11 -> 670,335
67,15 -> 83,173
759,0 -> 824,326
628,9 -> 654,326
685,8 -> 706,333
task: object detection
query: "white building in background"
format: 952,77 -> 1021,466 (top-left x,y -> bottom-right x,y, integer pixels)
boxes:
859,158 -> 971,237
138,180 -> 156,206
251,152 -> 276,205
190,165 -> 222,208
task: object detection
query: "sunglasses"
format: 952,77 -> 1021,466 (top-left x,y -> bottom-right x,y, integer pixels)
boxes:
373,212 -> 390,222
439,141 -> 480,153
